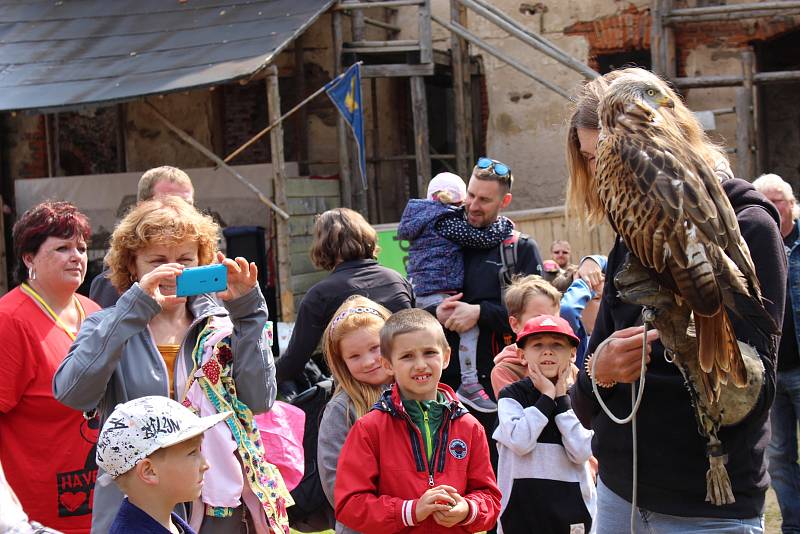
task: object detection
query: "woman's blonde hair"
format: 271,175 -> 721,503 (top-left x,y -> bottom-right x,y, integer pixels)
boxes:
322,295 -> 392,419
310,208 -> 378,271
106,196 -> 220,292
565,68 -> 727,225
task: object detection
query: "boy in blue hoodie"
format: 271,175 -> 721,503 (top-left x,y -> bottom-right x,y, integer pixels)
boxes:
398,172 -> 514,413
95,396 -> 232,534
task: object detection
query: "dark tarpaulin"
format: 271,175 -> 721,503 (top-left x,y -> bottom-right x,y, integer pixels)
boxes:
0,0 -> 334,112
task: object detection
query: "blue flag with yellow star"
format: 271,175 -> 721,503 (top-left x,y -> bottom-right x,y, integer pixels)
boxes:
326,62 -> 367,189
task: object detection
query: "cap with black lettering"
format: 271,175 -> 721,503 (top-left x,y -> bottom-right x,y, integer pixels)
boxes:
95,395 -> 231,482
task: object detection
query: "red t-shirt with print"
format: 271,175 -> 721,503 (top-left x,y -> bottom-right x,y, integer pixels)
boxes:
0,287 -> 100,534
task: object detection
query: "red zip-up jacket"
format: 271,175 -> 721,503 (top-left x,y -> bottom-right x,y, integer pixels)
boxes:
334,384 -> 501,533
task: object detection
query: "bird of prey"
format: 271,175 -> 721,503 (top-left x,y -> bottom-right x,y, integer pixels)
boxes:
594,68 -> 776,404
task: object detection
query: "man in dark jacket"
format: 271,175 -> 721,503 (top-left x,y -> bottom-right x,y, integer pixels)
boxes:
89,166 -> 195,308
571,178 -> 786,529
433,159 -> 543,408
753,173 -> 800,533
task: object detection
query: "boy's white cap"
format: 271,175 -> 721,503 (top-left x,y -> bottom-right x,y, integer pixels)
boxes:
426,172 -> 466,202
96,396 -> 232,482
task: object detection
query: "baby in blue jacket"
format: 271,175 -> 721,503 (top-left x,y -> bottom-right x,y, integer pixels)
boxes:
399,172 -> 513,413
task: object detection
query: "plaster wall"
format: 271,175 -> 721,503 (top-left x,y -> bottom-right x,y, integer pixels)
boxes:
681,45 -> 740,175
124,91 -> 216,171
399,0 -> 651,211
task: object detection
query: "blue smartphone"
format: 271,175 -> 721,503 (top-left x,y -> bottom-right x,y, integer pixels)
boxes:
175,264 -> 228,297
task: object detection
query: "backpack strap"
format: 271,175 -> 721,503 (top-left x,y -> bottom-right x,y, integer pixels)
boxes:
498,230 -> 528,289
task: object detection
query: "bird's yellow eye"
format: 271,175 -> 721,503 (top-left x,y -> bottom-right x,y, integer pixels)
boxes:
646,89 -> 655,96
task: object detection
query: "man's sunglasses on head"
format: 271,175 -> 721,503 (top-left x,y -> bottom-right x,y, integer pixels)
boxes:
476,157 -> 510,178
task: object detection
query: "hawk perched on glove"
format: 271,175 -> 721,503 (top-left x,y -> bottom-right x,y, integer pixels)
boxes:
594,68 -> 777,402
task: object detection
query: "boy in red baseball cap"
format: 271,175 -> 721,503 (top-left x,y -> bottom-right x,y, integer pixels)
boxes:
492,315 -> 596,533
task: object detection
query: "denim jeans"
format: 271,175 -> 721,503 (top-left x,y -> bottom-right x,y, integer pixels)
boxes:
768,366 -> 800,533
596,478 -> 763,533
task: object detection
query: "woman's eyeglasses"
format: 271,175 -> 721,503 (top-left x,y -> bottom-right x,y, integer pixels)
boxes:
476,157 -> 510,178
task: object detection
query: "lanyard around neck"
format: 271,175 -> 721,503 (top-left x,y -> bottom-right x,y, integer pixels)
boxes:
21,283 -> 85,341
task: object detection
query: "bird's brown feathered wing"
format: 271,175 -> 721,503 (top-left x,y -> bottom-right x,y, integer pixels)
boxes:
595,100 -> 774,402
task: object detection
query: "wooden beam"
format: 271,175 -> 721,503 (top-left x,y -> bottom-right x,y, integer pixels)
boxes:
667,8 -> 800,24
418,0 -> 433,64
673,70 -> 800,89
450,0 -> 469,179
369,78 -> 383,223
347,39 -> 419,47
362,63 -> 434,78
651,0 -> 675,78
363,16 -> 401,32
662,0 -> 676,79
433,16 -> 572,99
650,0 -> 662,75
411,76 -> 431,197
336,0 -> 423,9
352,9 -> 366,42
343,43 -> 421,53
293,35 -> 309,176
735,50 -> 756,181
457,0 -> 598,80
332,9 -> 353,208
459,5 -> 474,172
669,1 -> 800,17
267,65 -> 296,322
144,101 -> 290,220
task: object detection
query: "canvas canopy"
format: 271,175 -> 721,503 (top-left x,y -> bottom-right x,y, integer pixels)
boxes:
0,0 -> 333,112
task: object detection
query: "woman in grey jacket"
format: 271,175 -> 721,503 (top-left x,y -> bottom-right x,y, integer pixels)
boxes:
53,197 -> 282,534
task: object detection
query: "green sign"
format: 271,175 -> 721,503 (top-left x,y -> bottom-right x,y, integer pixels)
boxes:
375,224 -> 409,276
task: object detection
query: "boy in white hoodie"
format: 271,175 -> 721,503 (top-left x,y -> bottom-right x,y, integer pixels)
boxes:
493,315 -> 596,534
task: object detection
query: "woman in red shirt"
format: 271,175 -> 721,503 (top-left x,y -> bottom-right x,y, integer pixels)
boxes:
0,201 -> 100,533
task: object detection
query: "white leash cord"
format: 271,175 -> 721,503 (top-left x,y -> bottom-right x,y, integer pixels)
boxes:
591,308 -> 654,534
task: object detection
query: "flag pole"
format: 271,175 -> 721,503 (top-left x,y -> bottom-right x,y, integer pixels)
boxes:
223,61 -> 363,164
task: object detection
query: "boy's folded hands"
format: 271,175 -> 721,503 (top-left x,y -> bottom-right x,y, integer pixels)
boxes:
416,485 -> 469,526
432,491 -> 470,527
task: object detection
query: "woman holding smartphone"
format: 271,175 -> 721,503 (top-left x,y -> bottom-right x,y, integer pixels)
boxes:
54,196 -> 290,534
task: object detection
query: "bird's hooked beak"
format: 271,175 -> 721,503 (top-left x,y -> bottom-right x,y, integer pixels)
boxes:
657,94 -> 675,109
632,100 -> 656,121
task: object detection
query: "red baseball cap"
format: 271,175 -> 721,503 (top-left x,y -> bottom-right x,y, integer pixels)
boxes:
516,315 -> 580,348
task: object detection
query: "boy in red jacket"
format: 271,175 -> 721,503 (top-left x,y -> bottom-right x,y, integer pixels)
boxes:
334,308 -> 501,533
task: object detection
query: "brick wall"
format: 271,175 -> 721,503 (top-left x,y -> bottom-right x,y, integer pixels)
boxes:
675,19 -> 800,74
20,115 -> 48,178
220,79 -> 299,166
57,107 -> 120,175
221,81 -> 270,165
564,5 -> 651,71
565,6 -> 800,76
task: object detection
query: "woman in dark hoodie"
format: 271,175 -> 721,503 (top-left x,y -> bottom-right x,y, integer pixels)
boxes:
276,208 -> 414,389
566,69 -> 785,532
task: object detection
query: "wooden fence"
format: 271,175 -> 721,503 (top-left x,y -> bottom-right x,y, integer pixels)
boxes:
287,178 -> 340,307
505,206 -> 617,262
